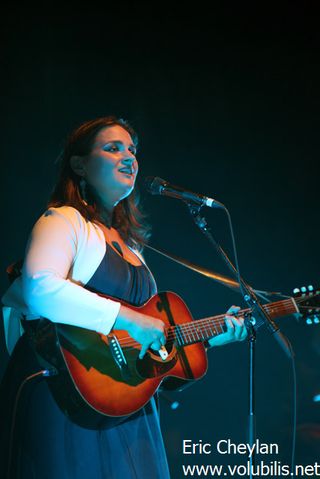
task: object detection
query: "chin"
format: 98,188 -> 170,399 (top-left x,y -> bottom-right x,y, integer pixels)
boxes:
118,183 -> 135,201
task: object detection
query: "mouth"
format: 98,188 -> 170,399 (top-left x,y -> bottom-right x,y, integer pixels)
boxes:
118,167 -> 135,176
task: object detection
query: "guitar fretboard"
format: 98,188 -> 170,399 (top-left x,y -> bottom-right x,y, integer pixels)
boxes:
167,297 -> 298,347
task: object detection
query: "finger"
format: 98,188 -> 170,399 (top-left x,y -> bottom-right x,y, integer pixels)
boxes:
150,340 -> 162,351
239,328 -> 248,341
239,323 -> 248,341
226,305 -> 240,315
225,318 -> 235,334
230,316 -> 247,341
139,343 -> 149,360
229,316 -> 243,339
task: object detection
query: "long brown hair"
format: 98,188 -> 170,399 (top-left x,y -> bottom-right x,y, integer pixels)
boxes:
49,116 -> 151,249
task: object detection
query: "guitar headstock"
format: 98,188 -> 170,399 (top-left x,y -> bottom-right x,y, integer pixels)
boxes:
293,285 -> 320,326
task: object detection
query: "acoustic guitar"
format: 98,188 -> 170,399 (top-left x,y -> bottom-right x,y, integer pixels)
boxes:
30,287 -> 319,428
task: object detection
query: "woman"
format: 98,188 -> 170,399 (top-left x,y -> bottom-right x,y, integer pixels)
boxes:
0,116 -> 247,478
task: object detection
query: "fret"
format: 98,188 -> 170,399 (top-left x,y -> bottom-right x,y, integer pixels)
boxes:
170,296 -> 301,347
198,325 -> 206,340
207,321 -> 217,338
183,326 -> 192,345
174,325 -> 184,346
190,326 -> 198,343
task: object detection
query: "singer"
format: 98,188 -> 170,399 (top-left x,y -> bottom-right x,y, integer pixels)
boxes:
0,116 -> 247,478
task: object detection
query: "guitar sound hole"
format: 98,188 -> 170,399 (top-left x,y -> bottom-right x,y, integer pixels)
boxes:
136,342 -> 177,379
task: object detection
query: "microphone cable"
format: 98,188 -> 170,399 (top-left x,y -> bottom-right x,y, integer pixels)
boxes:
6,368 -> 58,479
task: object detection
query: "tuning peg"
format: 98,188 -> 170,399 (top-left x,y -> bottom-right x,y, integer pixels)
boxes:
293,288 -> 300,294
308,285 -> 314,291
301,286 -> 307,293
306,316 -> 319,325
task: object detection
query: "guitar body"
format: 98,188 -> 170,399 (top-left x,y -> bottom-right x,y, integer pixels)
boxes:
33,291 -> 208,429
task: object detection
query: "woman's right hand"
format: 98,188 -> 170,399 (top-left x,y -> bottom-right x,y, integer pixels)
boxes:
113,304 -> 166,359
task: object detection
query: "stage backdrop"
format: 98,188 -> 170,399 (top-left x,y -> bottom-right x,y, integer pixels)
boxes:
1,5 -> 319,477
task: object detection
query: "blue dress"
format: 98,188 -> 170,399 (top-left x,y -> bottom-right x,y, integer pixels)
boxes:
0,243 -> 171,478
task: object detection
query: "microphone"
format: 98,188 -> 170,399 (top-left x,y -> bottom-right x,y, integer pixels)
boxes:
144,176 -> 224,209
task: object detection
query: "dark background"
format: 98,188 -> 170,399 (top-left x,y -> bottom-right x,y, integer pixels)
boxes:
1,3 -> 320,476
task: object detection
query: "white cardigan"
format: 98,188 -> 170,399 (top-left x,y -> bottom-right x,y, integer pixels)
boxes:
2,206 -> 149,354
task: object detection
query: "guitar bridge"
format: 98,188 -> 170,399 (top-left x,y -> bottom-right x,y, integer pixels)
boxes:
108,334 -> 131,380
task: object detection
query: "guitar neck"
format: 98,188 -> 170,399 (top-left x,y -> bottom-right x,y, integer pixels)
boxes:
168,297 -> 299,347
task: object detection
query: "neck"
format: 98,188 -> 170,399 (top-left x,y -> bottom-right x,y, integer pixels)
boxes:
99,208 -> 114,228
93,193 -> 116,228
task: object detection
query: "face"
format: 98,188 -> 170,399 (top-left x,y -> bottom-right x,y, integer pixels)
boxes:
80,125 -> 138,209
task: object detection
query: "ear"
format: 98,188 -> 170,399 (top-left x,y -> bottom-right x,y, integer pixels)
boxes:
70,155 -> 86,177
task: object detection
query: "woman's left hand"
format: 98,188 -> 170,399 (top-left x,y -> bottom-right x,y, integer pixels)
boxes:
207,305 -> 247,347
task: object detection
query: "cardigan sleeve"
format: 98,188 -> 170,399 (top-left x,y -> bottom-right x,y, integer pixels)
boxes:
21,208 -> 121,335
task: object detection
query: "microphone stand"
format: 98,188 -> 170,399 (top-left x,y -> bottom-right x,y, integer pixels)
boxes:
186,202 -> 294,476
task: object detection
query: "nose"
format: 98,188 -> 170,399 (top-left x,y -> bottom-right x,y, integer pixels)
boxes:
121,152 -> 137,167
122,156 -> 135,164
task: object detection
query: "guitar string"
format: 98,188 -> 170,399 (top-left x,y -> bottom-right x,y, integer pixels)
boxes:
115,297 -> 312,349
110,296 -> 314,350
112,299 -> 298,349
113,321 -> 226,350
117,300 -> 300,349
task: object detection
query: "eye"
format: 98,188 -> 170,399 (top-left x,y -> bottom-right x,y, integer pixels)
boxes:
104,144 -> 119,153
